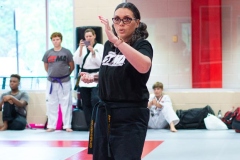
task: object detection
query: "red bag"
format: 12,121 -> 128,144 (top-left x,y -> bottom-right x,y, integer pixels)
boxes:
232,107 -> 240,133
221,111 -> 235,129
222,107 -> 240,133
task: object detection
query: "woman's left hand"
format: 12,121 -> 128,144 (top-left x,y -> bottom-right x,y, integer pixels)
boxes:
98,16 -> 118,44
87,45 -> 94,53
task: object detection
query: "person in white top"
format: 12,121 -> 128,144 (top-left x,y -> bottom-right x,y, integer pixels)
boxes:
148,82 -> 179,132
73,28 -> 104,128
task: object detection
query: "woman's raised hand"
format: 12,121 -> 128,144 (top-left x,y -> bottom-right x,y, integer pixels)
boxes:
98,16 -> 118,44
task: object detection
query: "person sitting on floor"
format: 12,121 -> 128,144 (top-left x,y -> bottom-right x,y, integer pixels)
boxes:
0,74 -> 29,131
148,82 -> 179,132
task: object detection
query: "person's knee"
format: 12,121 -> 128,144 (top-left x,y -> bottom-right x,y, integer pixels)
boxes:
3,102 -> 14,107
4,102 -> 11,105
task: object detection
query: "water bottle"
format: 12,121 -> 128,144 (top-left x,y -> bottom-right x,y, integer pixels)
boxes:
217,110 -> 222,119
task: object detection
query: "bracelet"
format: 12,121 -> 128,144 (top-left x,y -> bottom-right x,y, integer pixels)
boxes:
114,37 -> 124,48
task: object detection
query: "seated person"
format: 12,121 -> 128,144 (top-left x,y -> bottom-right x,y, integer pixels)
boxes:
0,74 -> 29,131
148,82 -> 179,132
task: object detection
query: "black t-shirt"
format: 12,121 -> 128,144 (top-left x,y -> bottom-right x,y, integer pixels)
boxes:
98,39 -> 153,103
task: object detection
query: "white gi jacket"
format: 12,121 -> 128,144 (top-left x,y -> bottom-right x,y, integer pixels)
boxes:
73,43 -> 104,88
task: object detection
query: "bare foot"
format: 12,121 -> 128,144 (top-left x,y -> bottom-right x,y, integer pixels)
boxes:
0,125 -> 8,131
170,122 -> 177,132
66,128 -> 73,132
170,127 -> 178,132
46,128 -> 55,132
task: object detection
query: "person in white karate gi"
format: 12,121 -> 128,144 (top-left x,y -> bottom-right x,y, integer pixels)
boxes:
73,28 -> 103,128
42,32 -> 74,132
148,82 -> 179,132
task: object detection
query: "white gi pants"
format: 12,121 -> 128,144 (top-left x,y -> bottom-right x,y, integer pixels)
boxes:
46,80 -> 72,129
148,105 -> 180,129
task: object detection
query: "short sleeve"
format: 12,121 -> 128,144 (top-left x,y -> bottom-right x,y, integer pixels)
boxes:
20,92 -> 29,104
42,51 -> 48,63
135,40 -> 153,60
67,49 -> 74,63
0,92 -> 8,102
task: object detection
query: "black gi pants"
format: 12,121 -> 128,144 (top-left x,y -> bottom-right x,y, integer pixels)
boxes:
91,102 -> 149,160
2,102 -> 26,130
79,87 -> 99,128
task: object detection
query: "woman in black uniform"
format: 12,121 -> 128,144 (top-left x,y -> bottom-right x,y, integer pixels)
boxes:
81,2 -> 153,160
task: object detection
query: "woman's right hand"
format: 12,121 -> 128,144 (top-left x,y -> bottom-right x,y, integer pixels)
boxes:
98,16 -> 118,44
78,40 -> 85,57
79,39 -> 85,49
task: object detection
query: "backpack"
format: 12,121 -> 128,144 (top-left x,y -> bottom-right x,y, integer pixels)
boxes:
71,108 -> 88,131
221,110 -> 235,129
175,105 -> 215,129
222,107 -> 240,133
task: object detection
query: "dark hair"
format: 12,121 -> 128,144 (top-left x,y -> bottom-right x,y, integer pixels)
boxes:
112,2 -> 149,46
50,32 -> 63,41
152,82 -> 163,90
10,74 -> 21,82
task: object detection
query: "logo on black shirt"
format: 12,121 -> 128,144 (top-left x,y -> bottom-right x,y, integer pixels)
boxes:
102,51 -> 125,66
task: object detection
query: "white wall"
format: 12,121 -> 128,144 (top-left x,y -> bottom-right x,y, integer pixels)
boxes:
128,0 -> 240,89
129,0 -> 192,89
73,0 -> 123,47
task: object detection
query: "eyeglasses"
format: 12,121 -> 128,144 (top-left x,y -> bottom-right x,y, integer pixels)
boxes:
112,17 -> 136,24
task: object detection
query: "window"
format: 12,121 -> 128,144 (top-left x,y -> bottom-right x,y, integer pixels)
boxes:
0,0 -> 73,90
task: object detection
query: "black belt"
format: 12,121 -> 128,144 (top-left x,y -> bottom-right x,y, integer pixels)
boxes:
81,68 -> 99,73
88,101 -> 111,156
